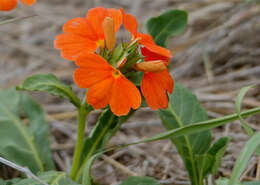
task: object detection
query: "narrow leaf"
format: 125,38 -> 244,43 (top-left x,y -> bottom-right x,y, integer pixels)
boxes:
17,74 -> 81,107
243,182 -> 260,185
76,109 -> 135,181
119,176 -> 160,185
235,85 -> 255,136
146,10 -> 188,47
208,137 -> 231,176
229,132 -> 260,185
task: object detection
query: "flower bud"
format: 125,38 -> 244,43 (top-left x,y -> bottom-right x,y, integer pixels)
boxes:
134,60 -> 167,72
102,17 -> 116,51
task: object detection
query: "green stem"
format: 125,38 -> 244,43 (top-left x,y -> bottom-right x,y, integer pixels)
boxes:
70,102 -> 89,180
75,114 -> 116,181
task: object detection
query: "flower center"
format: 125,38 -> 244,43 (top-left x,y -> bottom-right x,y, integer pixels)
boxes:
112,69 -> 121,79
96,39 -> 104,48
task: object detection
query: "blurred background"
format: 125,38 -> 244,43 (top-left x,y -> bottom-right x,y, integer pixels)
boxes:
0,0 -> 260,184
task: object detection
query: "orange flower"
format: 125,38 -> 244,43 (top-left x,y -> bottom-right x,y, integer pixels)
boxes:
0,0 -> 36,11
120,8 -> 172,59
139,47 -> 174,110
54,7 -> 122,61
74,53 -> 141,116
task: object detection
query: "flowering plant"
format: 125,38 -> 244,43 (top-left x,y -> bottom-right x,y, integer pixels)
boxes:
1,3 -> 260,185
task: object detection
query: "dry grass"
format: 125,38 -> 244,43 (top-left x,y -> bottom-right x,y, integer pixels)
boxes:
0,0 -> 260,184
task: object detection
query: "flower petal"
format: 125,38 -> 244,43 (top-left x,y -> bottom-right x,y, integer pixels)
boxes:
73,53 -> 113,88
138,33 -> 172,58
0,0 -> 17,11
141,70 -> 174,110
54,33 -> 97,61
141,47 -> 170,64
107,8 -> 122,33
86,77 -> 114,109
120,8 -> 138,37
74,68 -> 112,88
110,76 -> 141,116
75,53 -> 112,69
20,0 -> 36,6
63,18 -> 98,40
86,7 -> 108,39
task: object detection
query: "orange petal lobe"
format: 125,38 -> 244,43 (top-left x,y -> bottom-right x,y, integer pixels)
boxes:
73,53 -> 113,88
107,8 -> 123,32
86,77 -> 114,109
74,67 -> 112,88
86,7 -> 108,39
75,53 -> 112,68
0,0 -> 17,11
63,18 -> 97,40
141,47 -> 170,64
138,33 -> 172,58
110,76 -> 141,116
120,8 -> 138,37
20,0 -> 36,6
54,33 -> 97,61
141,70 -> 174,110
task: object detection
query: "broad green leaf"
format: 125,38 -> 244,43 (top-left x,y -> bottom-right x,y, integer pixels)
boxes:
158,82 -> 211,184
75,109 -> 135,181
0,89 -> 54,173
0,178 -> 21,185
230,132 -> 260,185
17,74 -> 81,107
119,176 -> 160,185
13,171 -> 79,185
146,10 -> 188,47
21,94 -> 55,170
208,137 -> 231,176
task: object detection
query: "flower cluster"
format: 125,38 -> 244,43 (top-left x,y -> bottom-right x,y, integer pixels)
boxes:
55,7 -> 174,116
0,0 -> 36,11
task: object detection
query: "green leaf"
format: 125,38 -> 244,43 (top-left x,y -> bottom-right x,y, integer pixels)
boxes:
16,74 -> 81,108
216,178 -> 230,185
195,154 -> 215,183
235,85 -> 260,155
243,182 -> 260,185
110,107 -> 259,149
119,176 -> 160,185
0,178 -> 21,185
158,82 -> 211,184
76,109 -> 135,181
0,88 -> 55,173
235,85 -> 255,136
216,178 -> 260,185
146,9 -> 188,47
82,153 -> 100,185
208,137 -> 231,176
230,132 -> 260,185
13,171 -> 79,185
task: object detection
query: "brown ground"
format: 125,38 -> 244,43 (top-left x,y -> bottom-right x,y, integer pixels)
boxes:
0,0 -> 260,184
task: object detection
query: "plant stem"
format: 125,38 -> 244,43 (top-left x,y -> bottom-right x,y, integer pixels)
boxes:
70,102 -> 89,180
